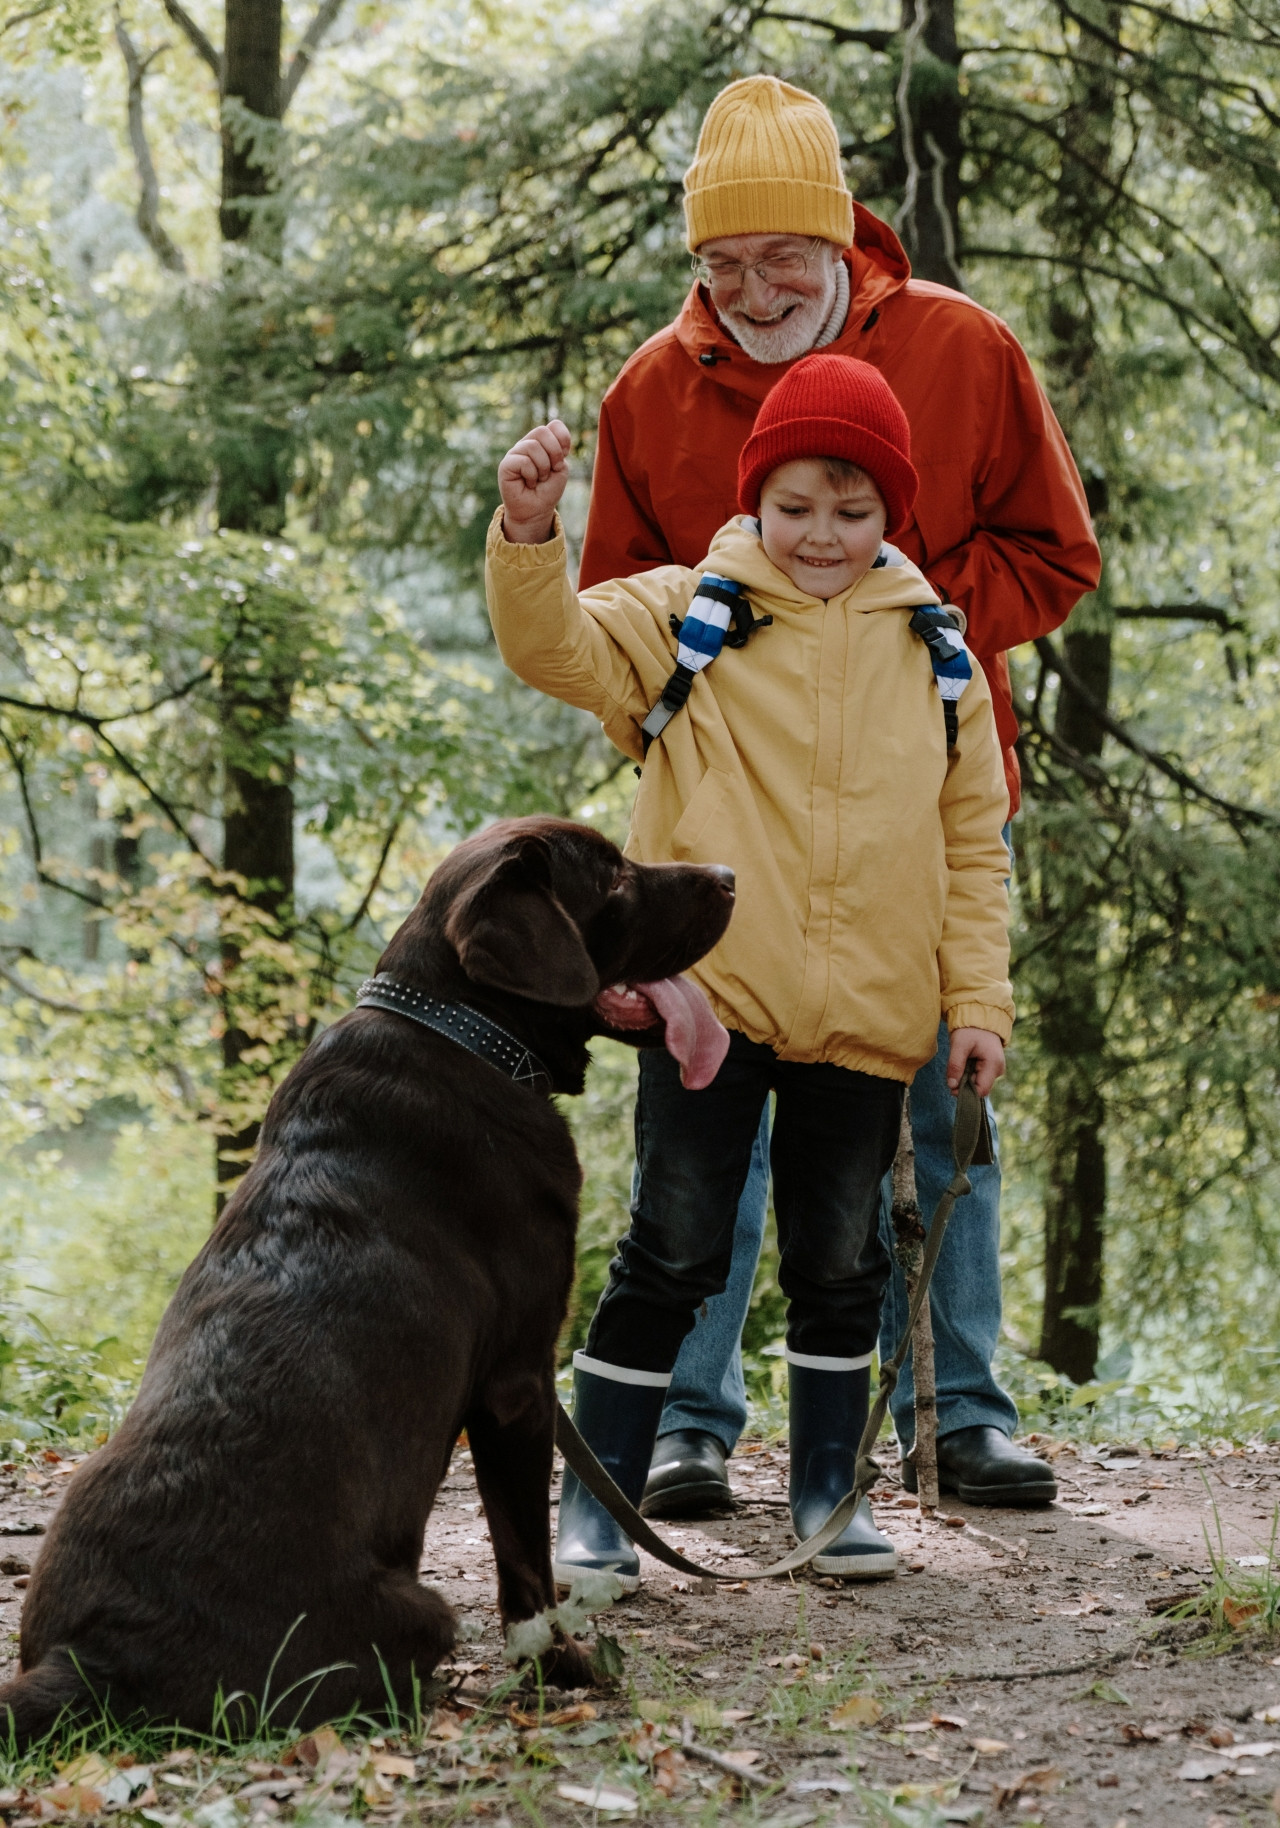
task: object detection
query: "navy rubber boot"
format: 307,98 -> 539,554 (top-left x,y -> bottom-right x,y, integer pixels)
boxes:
553,1358 -> 669,1593
788,1361 -> 897,1579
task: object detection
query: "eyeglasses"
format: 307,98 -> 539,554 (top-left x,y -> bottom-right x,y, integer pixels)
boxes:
691,242 -> 826,288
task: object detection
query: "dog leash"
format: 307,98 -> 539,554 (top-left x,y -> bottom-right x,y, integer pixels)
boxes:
553,1066 -> 987,1582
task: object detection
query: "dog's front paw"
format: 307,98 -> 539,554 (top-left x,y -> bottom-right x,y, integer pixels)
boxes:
533,1629 -> 596,1689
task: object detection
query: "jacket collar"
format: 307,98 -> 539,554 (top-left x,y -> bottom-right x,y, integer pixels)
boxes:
673,203 -> 912,405
700,517 -> 939,617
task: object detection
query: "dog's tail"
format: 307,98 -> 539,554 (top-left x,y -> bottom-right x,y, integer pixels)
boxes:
0,1649 -> 94,1748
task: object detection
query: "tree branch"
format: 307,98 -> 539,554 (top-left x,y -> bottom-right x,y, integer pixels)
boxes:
0,958 -> 122,1016
161,0 -> 222,83
758,7 -> 896,50
1114,604 -> 1246,633
281,0 -> 346,112
114,12 -> 188,275
0,0 -> 55,33
1034,636 -> 1278,834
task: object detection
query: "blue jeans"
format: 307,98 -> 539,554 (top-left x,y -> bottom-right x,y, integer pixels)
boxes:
657,1020 -> 1019,1450
586,1033 -> 904,1371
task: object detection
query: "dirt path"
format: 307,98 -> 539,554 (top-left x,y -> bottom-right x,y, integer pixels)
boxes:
3,1438 -> 1280,1825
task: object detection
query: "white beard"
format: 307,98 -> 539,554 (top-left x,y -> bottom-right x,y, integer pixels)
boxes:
718,269 -> 839,365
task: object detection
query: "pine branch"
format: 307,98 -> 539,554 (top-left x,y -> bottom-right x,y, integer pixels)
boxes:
1034,636 -> 1278,835
161,0 -> 222,83
281,0 -> 346,112
114,12 -> 188,275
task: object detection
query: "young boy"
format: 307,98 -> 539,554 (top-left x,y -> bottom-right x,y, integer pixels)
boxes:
486,353 -> 1013,1585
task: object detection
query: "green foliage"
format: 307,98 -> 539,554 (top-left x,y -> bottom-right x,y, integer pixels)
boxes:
1,0 -> 1279,1424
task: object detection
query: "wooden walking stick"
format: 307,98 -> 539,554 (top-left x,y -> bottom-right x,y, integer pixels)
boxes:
889,1092 -> 940,1511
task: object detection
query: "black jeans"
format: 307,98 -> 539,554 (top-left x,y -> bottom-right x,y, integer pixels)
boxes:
585,1032 -> 905,1374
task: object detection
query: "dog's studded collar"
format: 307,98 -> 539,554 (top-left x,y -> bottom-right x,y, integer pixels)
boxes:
355,974 -> 554,1097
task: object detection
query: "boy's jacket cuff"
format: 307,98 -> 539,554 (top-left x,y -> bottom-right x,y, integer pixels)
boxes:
487,504 -> 566,567
944,1003 -> 1014,1044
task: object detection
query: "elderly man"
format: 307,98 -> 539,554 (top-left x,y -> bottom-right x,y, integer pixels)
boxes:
578,75 -> 1100,1520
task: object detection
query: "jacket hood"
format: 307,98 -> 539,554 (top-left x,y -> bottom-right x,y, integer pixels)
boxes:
673,202 -> 912,406
699,515 -> 940,616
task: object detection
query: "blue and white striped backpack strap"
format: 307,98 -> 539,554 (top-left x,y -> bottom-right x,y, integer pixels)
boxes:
908,605 -> 972,752
875,542 -> 972,751
640,572 -> 770,750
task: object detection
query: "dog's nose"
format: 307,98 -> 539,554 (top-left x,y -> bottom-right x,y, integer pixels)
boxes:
706,864 -> 735,896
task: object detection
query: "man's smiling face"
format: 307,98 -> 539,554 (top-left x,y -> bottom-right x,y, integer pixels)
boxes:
697,233 -> 843,365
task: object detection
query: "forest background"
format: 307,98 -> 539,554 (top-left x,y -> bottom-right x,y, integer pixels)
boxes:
0,0 -> 1277,1451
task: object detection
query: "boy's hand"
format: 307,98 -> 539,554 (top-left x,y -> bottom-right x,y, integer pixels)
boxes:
946,1027 -> 1006,1100
498,420 -> 572,544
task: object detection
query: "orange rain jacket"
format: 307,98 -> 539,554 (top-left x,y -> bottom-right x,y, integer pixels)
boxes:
579,204 -> 1102,816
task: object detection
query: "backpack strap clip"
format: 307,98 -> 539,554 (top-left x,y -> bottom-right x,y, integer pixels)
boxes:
909,606 -> 972,752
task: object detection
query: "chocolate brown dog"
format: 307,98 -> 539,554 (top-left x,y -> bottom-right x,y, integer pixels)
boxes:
0,817 -> 734,1740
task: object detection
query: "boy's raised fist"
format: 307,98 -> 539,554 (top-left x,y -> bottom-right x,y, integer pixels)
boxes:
498,420 -> 572,544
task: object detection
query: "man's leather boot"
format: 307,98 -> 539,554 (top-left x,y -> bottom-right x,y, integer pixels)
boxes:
900,1425 -> 1057,1506
641,1429 -> 737,1519
553,1356 -> 668,1592
788,1361 -> 896,1579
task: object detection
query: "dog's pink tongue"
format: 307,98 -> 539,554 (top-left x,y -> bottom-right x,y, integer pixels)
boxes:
635,975 -> 730,1090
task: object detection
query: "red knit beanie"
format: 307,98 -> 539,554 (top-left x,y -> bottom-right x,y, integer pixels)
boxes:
737,354 -> 918,536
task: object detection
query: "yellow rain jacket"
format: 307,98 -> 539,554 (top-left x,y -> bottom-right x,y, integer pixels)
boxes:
485,509 -> 1013,1083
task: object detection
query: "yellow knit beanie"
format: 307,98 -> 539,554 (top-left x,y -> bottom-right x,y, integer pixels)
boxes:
683,76 -> 854,252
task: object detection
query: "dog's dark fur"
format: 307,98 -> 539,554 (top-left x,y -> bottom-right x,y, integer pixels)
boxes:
0,818 -> 734,1741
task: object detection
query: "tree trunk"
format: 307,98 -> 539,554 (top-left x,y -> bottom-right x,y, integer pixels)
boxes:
1037,619 -> 1111,1381
1033,0 -> 1121,1378
215,0 -> 294,1205
896,0 -> 964,290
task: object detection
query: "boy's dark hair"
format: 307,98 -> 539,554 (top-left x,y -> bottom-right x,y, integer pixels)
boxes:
821,456 -> 874,493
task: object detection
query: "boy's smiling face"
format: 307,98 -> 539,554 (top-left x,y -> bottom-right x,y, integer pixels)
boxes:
758,459 -> 887,599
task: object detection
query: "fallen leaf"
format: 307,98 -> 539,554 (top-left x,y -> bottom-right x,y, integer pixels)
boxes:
828,1695 -> 883,1727
1220,1741 -> 1280,1760
290,1726 -> 344,1770
1177,1757 -> 1231,1781
1253,1705 -> 1280,1724
38,1783 -> 105,1816
970,1738 -> 1009,1755
681,1698 -> 726,1730
719,1749 -> 761,1768
721,1708 -> 755,1724
1224,1596 -> 1263,1630
557,1779 -> 638,1814
651,1748 -> 690,1798
901,1721 -> 935,1734
371,1755 -> 416,1780
1120,1722 -> 1164,1743
990,1767 -> 1065,1808
54,1757 -> 114,1789
932,1713 -> 967,1730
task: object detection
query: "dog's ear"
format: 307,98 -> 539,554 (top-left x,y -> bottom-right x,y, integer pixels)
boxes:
444,834 -> 599,1006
